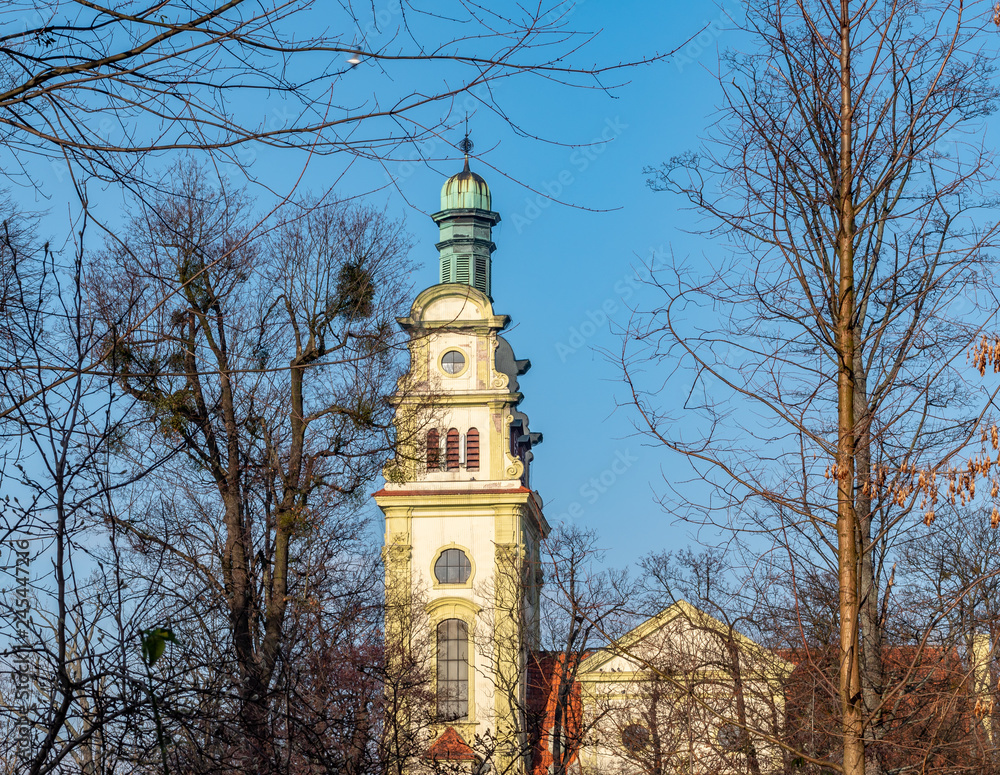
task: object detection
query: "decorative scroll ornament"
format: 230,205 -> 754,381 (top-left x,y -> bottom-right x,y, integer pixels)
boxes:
505,459 -> 524,480
491,339 -> 510,389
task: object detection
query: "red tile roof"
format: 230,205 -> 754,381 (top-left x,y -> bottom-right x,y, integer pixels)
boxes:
425,727 -> 477,761
527,652 -> 585,775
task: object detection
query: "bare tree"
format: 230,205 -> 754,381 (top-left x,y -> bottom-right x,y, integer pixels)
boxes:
626,1 -> 1000,772
534,525 -> 637,775
896,505 -> 1000,768
0,5 -> 675,772
619,547 -> 793,775
767,557 -> 999,775
0,0 -> 659,189
0,209 -> 169,775
81,159 -> 416,773
0,0 -> 674,452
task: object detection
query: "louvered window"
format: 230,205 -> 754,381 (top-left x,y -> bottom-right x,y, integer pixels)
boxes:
437,619 -> 469,721
426,429 -> 440,470
445,428 -> 460,470
474,256 -> 489,295
455,255 -> 471,285
440,254 -> 453,284
466,428 -> 480,471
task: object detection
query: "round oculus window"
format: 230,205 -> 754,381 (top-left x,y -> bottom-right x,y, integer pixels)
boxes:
717,722 -> 745,752
441,350 -> 466,374
621,723 -> 650,753
435,548 -> 472,584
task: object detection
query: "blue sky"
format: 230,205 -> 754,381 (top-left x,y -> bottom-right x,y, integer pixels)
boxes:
16,0 -> 744,570
245,0 -> 737,569
16,0 -> 998,584
369,0 -> 737,567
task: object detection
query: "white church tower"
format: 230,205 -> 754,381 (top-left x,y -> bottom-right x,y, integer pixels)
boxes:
376,150 -> 549,773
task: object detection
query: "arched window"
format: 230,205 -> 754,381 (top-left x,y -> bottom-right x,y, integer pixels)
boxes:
437,619 -> 469,720
435,548 -> 472,585
445,428 -> 460,470
426,429 -> 440,471
465,428 -> 480,471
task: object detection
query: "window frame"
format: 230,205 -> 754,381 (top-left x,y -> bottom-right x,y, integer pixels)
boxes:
434,547 -> 472,585
425,597 -> 480,727
436,618 -> 470,721
439,348 -> 468,376
430,545 -> 476,590
426,428 -> 440,470
465,427 -> 480,471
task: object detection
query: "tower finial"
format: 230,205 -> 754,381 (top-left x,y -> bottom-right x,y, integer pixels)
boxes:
458,114 -> 473,169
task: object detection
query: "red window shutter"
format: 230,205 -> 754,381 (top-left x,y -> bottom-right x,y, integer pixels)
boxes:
466,428 -> 480,471
427,429 -> 440,470
446,429 -> 460,471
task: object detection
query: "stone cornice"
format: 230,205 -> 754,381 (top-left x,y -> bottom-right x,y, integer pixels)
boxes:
392,392 -> 522,407
397,284 -> 510,332
374,487 -> 548,536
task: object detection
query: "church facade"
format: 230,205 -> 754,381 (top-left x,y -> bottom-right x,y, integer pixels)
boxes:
375,157 -> 790,775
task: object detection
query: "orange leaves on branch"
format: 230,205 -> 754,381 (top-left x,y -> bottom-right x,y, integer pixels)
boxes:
979,423 -> 1000,450
858,449 -> 1000,529
970,335 -> 1000,376
835,418 -> 1000,530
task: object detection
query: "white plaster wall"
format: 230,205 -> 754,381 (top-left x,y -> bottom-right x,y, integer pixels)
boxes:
420,327 -> 504,482
411,510 -> 500,729
423,295 -> 485,321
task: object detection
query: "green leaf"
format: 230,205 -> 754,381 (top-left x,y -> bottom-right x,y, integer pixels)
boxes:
141,626 -> 176,667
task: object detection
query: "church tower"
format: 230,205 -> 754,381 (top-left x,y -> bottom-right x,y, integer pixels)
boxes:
376,153 -> 549,773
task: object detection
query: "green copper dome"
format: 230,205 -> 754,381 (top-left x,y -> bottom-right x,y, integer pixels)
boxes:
440,157 -> 491,211
433,156 -> 500,298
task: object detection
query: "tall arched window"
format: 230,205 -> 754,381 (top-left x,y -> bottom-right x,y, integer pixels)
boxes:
437,619 -> 469,720
426,429 -> 440,471
445,428 -> 460,471
465,428 -> 480,471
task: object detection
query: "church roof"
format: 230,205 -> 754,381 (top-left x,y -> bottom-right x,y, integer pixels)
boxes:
577,600 -> 795,678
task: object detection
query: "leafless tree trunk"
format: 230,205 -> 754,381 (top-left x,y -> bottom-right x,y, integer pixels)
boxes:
629,2 -> 1000,773
539,526 -> 636,775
